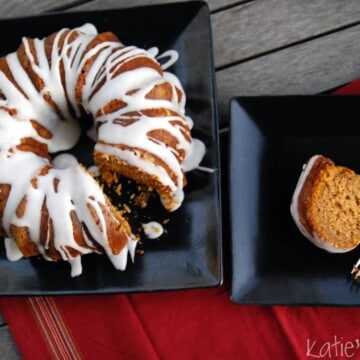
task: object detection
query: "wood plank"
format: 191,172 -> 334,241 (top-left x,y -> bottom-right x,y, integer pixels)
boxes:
0,326 -> 21,360
67,0 -> 246,12
0,0 -> 85,18
216,24 -> 360,126
0,0 -> 248,19
212,0 -> 360,68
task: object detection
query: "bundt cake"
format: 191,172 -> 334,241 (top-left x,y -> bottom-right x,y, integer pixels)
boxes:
0,24 -> 203,276
290,155 -> 360,253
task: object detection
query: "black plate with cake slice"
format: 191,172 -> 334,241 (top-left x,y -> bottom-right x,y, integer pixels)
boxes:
230,95 -> 360,305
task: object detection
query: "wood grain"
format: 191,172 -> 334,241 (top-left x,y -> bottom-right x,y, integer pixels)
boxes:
68,0 -> 246,12
0,326 -> 21,359
0,0 -> 87,18
215,24 -> 360,125
212,0 -> 360,68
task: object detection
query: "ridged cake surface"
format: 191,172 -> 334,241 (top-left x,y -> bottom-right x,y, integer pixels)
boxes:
0,24 -> 203,276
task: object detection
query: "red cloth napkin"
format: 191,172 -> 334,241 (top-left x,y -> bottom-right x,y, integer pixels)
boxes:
3,288 -> 360,360
2,82 -> 360,360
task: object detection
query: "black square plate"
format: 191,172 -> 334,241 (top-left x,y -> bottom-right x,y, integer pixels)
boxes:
230,95 -> 360,305
0,1 -> 222,295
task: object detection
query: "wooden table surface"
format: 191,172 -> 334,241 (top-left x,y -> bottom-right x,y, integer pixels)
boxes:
1,0 -> 360,357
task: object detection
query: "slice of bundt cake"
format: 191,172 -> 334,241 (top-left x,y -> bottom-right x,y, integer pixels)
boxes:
290,155 -> 360,253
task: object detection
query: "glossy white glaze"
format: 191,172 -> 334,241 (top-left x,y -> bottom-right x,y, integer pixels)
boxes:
142,221 -> 164,239
0,23 -> 205,275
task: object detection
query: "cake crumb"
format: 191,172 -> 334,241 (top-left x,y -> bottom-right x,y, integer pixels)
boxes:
115,183 -> 122,195
123,204 -> 131,214
134,191 -> 150,208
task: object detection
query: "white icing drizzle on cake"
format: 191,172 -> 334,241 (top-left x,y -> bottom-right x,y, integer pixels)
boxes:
52,153 -> 79,169
0,151 -> 137,276
0,23 -> 206,276
290,155 -> 320,241
149,48 -> 179,70
4,237 -> 23,261
87,165 -> 101,178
